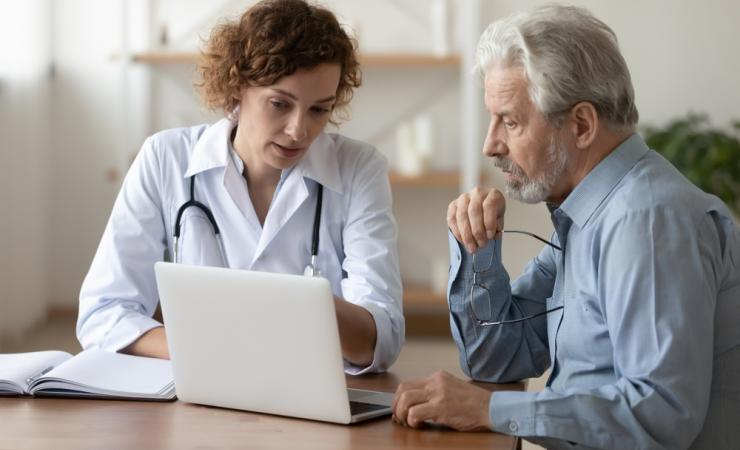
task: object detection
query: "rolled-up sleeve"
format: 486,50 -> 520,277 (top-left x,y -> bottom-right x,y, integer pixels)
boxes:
447,232 -> 553,383
77,137 -> 167,352
340,151 -> 404,374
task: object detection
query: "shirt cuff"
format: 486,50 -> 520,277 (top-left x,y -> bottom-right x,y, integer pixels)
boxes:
489,390 -> 538,436
101,313 -> 163,352
343,300 -> 400,375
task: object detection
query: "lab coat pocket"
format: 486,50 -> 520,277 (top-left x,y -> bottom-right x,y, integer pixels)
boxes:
176,210 -> 226,267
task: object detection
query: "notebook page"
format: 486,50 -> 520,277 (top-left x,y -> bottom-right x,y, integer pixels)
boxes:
41,349 -> 173,395
0,351 -> 72,392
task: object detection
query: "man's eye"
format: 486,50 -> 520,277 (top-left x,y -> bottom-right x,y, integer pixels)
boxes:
504,121 -> 517,129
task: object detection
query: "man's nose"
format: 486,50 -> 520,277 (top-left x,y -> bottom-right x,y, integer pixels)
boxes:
482,120 -> 506,157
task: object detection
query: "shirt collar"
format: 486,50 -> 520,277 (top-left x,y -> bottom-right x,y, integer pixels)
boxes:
558,133 -> 650,228
184,118 -> 343,194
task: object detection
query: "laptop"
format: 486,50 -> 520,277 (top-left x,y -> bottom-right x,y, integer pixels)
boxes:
154,262 -> 393,424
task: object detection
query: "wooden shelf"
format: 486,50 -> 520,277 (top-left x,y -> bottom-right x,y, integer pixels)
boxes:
360,53 -> 460,67
403,283 -> 447,308
389,171 -> 460,188
128,51 -> 460,67
130,51 -> 198,64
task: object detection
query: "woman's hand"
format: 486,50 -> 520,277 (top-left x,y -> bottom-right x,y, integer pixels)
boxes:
447,187 -> 506,253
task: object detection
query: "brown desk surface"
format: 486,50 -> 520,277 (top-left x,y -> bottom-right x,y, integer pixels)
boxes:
0,340 -> 523,449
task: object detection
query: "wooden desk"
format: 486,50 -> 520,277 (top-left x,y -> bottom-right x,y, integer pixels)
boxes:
0,340 -> 523,449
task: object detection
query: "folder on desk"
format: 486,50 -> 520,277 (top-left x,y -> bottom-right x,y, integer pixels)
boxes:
0,348 -> 175,401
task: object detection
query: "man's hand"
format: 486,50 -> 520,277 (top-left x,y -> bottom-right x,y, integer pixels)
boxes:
447,187 -> 506,253
392,371 -> 493,431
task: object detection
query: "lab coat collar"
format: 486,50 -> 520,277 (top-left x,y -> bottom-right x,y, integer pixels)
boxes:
184,118 -> 343,195
184,118 -> 234,178
297,132 -> 344,194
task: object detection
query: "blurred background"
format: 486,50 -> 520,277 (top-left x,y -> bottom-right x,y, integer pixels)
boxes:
0,2 -> 738,443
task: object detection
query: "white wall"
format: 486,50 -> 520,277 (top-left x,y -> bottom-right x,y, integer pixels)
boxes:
0,0 -> 52,341
46,0 -> 127,308
3,0 -> 737,318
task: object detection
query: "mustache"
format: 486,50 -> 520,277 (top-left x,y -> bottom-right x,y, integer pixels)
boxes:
493,156 -> 525,178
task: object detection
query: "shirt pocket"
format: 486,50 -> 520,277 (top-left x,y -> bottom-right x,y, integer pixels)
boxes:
559,293 -> 611,372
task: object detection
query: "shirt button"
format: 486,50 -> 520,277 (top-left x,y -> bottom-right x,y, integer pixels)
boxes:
508,420 -> 519,432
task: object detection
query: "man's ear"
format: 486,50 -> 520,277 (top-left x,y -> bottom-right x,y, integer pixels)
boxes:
567,102 -> 599,149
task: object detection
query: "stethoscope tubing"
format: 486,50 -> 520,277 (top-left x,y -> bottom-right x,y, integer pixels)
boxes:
172,174 -> 323,275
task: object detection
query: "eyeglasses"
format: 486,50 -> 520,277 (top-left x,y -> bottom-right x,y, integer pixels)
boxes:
470,230 -> 564,326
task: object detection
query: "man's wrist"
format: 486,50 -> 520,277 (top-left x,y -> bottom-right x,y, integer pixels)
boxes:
481,391 -> 494,430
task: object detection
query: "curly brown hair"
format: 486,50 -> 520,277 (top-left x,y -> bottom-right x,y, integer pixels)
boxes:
197,0 -> 361,123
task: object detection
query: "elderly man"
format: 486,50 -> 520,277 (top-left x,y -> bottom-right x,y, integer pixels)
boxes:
392,4 -> 740,449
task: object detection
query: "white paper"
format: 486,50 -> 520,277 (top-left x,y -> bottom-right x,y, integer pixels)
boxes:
0,351 -> 72,393
34,348 -> 173,396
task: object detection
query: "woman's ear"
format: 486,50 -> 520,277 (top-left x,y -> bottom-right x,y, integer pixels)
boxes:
567,102 -> 599,149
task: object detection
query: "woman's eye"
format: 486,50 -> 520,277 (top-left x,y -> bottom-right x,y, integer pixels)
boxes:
311,106 -> 331,115
270,101 -> 288,111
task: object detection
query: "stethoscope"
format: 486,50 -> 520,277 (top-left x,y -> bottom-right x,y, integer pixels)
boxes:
173,174 -> 324,277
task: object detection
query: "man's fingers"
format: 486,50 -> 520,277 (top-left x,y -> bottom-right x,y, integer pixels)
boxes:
406,402 -> 440,429
468,188 -> 488,248
446,201 -> 462,243
392,388 -> 430,426
454,195 -> 476,253
449,188 -> 506,253
482,189 -> 505,240
393,379 -> 427,412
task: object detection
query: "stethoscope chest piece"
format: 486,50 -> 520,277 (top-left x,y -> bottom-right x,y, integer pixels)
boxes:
303,255 -> 321,277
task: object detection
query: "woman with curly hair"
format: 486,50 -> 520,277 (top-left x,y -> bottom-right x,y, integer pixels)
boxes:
77,0 -> 403,374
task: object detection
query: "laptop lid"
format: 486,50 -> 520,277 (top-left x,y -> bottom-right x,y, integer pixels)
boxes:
154,262 -> 391,424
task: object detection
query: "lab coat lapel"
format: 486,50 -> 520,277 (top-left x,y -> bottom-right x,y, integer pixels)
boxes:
252,170 -> 309,262
250,132 -> 343,264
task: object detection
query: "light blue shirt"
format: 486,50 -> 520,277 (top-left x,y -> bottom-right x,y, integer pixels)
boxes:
447,134 -> 740,449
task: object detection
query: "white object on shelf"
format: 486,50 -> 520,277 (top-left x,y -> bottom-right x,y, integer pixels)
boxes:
413,113 -> 434,162
396,122 -> 422,176
395,113 -> 436,176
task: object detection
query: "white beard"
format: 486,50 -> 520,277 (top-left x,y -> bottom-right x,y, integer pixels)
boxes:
494,134 -> 568,204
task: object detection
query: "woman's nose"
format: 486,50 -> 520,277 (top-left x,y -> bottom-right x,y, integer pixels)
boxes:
285,112 -> 308,142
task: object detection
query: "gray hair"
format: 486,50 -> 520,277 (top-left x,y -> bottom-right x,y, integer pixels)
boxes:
476,4 -> 638,132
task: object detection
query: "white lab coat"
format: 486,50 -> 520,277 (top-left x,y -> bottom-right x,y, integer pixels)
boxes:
77,118 -> 404,374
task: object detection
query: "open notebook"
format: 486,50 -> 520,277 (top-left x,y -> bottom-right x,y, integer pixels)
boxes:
0,348 -> 175,401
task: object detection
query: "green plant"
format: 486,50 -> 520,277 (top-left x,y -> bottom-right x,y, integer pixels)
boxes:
642,113 -> 740,216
